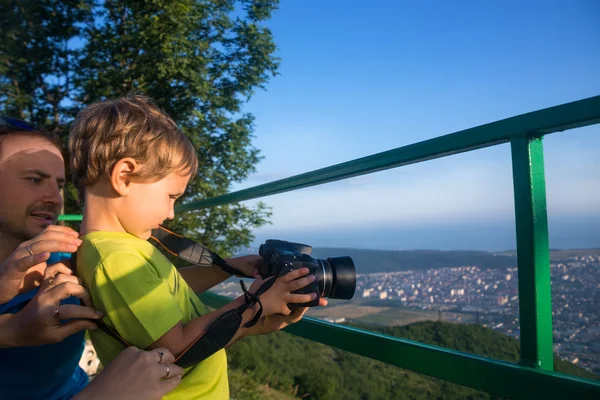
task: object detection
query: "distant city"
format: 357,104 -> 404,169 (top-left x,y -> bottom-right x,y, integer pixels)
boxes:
351,254 -> 599,373
215,249 -> 600,374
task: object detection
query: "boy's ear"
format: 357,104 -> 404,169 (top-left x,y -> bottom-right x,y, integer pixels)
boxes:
110,158 -> 138,195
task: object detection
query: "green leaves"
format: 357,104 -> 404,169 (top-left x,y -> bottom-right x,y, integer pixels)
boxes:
1,0 -> 279,256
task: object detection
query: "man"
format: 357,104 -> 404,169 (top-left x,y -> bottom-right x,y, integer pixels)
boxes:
0,117 -> 183,399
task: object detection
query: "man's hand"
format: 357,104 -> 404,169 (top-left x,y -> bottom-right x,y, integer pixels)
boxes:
74,347 -> 183,400
3,263 -> 102,347
0,225 -> 82,304
225,255 -> 262,278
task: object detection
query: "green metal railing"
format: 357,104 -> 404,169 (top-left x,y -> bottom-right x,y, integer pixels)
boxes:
60,95 -> 600,399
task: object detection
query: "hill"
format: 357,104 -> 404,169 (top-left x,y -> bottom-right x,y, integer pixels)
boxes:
310,248 -> 517,273
228,321 -> 597,400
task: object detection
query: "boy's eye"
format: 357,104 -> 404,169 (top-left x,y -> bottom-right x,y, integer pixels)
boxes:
169,195 -> 178,200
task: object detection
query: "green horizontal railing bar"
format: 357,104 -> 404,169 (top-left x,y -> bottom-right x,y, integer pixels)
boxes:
200,292 -> 600,400
176,95 -> 600,212
59,214 -> 84,221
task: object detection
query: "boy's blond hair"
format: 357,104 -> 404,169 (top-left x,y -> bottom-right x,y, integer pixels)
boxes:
69,95 -> 198,198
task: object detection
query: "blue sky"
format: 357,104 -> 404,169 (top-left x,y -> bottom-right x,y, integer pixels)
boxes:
231,0 -> 600,251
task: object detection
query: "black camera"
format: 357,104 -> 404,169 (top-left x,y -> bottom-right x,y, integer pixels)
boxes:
258,239 -> 356,308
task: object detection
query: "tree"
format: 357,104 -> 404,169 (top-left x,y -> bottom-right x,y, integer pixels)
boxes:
1,0 -> 278,256
0,0 -> 90,130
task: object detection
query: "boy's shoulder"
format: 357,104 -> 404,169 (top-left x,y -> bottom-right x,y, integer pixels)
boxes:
79,231 -> 169,275
81,231 -> 154,255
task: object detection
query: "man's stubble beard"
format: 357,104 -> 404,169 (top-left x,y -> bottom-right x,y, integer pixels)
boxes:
0,218 -> 40,243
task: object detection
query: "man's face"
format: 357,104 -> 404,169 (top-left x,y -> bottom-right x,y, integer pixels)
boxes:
0,134 -> 65,242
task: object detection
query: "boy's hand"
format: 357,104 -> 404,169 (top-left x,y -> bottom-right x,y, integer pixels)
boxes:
256,267 -> 317,317
247,307 -> 309,336
225,255 -> 262,278
245,294 -> 326,336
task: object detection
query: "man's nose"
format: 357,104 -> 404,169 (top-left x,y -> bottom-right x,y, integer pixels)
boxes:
42,182 -> 63,206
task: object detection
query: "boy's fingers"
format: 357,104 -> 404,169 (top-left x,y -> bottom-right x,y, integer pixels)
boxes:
286,293 -> 315,305
283,307 -> 308,324
290,307 -> 308,318
286,275 -> 316,291
279,267 -> 310,283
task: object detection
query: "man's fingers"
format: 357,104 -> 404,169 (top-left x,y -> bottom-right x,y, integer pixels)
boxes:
28,225 -> 79,239
57,303 -> 103,320
153,347 -> 176,364
48,281 -> 93,305
44,262 -> 74,279
279,267 -> 310,283
10,252 -> 51,274
56,319 -> 99,341
154,362 -> 184,379
49,273 -> 80,288
21,228 -> 80,247
160,374 -> 182,393
27,239 -> 81,257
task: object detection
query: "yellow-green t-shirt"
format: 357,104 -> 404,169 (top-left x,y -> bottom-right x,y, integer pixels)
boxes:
77,231 -> 229,400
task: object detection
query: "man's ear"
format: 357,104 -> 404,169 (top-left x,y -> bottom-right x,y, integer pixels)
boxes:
110,158 -> 138,195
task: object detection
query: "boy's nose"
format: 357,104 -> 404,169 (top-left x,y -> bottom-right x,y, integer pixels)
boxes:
166,208 -> 175,220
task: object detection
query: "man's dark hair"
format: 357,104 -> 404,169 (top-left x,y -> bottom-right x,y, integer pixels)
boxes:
0,116 -> 62,150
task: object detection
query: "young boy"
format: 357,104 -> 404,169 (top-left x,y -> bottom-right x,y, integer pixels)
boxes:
70,96 -> 319,399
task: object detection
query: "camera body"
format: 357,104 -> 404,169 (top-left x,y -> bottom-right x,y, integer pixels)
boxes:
259,239 -> 356,308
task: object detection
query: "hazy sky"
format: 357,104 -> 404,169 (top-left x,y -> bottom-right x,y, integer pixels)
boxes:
229,0 -> 600,250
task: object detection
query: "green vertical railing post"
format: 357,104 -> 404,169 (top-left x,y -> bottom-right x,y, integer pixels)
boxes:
510,136 -> 554,370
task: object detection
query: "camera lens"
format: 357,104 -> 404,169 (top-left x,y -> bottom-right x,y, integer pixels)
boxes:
320,256 -> 356,300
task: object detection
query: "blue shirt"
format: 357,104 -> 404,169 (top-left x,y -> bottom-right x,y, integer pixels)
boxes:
0,253 -> 88,399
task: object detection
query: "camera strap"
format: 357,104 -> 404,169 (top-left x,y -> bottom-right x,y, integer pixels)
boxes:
149,225 -> 253,278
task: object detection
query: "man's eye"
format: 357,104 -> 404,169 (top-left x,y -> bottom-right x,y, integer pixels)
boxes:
27,177 -> 42,185
170,195 -> 178,200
